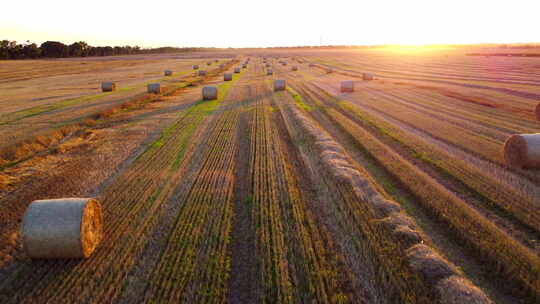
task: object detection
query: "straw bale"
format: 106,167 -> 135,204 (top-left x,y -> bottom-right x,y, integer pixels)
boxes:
203,86 -> 218,100
101,82 -> 116,92
22,198 -> 102,259
341,81 -> 354,93
503,134 -> 540,168
147,83 -> 161,94
274,79 -> 286,91
363,73 -> 374,80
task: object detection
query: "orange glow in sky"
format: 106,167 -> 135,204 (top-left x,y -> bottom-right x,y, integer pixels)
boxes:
1,0 -> 539,48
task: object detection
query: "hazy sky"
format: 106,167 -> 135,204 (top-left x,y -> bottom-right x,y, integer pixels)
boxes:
2,0 -> 539,48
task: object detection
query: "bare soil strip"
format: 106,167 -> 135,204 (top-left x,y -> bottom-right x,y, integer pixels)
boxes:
228,90 -> 259,303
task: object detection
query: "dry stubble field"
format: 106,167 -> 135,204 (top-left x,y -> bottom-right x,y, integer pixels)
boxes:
0,47 -> 540,303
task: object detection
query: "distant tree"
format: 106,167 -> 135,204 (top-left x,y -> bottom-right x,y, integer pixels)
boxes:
79,41 -> 89,56
87,46 -> 97,57
69,41 -> 89,57
113,46 -> 122,55
7,41 -> 24,59
0,40 -> 10,59
102,46 -> 114,56
40,41 -> 69,58
96,47 -> 103,56
123,45 -> 133,54
22,41 -> 41,58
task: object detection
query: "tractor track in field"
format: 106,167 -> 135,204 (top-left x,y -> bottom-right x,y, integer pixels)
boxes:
228,87 -> 259,303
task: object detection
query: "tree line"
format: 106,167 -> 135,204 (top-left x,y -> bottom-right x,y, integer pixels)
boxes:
0,40 -> 223,60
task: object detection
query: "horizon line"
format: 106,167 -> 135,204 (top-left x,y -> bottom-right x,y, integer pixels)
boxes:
3,39 -> 540,50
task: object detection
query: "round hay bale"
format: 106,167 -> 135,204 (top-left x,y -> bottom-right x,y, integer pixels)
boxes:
242,64 -> 247,69
147,83 -> 161,94
101,82 -> 116,92
267,69 -> 273,75
436,275 -> 492,304
535,103 -> 540,121
164,70 -> 173,76
203,86 -> 218,100
363,73 -> 374,80
192,65 -> 199,70
21,198 -> 102,259
274,79 -> 286,91
198,70 -> 207,76
292,66 -> 298,71
341,81 -> 354,93
224,73 -> 233,81
234,67 -> 241,73
503,134 -> 540,169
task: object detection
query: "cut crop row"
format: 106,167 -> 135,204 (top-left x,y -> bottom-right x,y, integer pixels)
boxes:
309,90 -> 540,301
274,85 -> 437,303
248,80 -> 354,302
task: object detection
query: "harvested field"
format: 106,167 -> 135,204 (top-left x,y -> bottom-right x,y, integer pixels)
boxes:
1,48 -> 540,303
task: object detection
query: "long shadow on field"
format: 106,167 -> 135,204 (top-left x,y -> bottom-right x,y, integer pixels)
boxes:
0,257 -> 81,302
228,103 -> 258,304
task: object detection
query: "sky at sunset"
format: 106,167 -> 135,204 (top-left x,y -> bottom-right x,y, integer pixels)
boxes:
2,0 -> 539,48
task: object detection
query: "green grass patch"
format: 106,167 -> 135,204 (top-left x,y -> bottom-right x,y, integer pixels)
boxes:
286,87 -> 312,111
338,101 -> 396,135
138,70 -> 241,169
